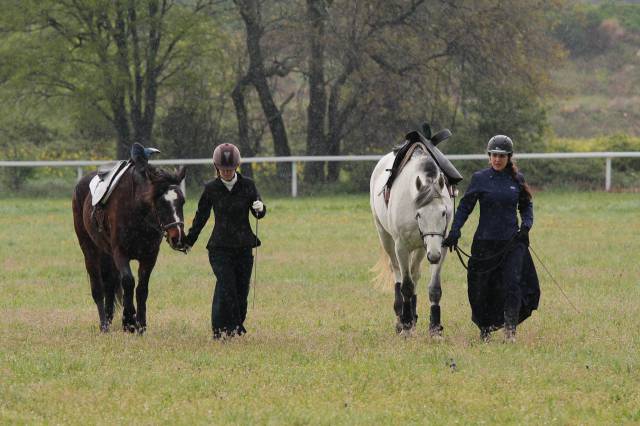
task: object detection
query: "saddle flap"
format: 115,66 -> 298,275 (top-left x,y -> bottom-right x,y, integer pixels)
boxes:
90,161 -> 131,206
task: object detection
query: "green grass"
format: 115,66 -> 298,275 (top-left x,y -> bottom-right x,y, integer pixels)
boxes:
1,192 -> 639,424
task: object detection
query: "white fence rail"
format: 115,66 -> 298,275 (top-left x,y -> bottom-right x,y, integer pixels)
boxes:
1,152 -> 639,196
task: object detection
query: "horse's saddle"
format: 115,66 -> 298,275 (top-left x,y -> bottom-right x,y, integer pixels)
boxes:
383,124 -> 463,204
89,160 -> 132,206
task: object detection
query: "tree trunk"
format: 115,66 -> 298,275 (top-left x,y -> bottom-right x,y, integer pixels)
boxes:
304,0 -> 328,183
112,92 -> 131,160
232,79 -> 254,178
236,0 -> 291,181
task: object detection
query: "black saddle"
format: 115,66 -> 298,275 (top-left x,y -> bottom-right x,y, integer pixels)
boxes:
385,124 -> 455,198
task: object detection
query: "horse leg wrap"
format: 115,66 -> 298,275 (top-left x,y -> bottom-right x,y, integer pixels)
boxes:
411,294 -> 418,324
393,283 -> 402,317
400,279 -> 415,328
430,305 -> 440,326
429,305 -> 443,335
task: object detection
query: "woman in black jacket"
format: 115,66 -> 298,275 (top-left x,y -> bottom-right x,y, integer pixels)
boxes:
442,135 -> 539,343
184,143 -> 266,340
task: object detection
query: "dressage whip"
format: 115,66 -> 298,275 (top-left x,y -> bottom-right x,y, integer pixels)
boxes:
529,244 -> 582,315
252,215 -> 259,309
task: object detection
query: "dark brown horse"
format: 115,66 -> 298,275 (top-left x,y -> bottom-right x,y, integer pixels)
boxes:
72,153 -> 186,333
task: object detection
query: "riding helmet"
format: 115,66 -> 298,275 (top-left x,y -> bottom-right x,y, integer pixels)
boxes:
213,143 -> 241,170
487,135 -> 513,155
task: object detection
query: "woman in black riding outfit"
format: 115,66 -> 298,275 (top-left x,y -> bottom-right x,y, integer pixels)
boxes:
184,143 -> 266,340
442,135 -> 539,342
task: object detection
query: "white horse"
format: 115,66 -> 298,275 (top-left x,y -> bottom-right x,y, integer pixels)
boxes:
370,148 -> 453,336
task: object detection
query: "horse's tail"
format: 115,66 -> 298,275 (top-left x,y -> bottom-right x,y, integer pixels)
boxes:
115,284 -> 123,307
99,255 -> 123,309
371,248 -> 395,292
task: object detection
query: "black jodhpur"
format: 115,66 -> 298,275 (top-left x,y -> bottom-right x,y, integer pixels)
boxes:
467,239 -> 529,330
208,247 -> 253,337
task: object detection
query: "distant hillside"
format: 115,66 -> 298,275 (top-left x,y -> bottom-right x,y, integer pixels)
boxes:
549,1 -> 640,138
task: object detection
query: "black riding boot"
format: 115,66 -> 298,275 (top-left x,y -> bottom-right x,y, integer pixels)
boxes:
504,310 -> 518,343
480,327 -> 491,342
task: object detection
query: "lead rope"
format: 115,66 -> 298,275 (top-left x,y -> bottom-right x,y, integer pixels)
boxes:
529,244 -> 581,315
252,216 -> 259,309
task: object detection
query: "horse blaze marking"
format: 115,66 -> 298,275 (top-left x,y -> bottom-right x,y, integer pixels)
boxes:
163,189 -> 180,224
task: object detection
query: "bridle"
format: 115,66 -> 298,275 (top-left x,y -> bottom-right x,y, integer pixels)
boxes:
160,220 -> 184,232
151,193 -> 186,251
415,189 -> 450,240
415,211 -> 448,240
160,219 -> 188,252
413,173 -> 454,241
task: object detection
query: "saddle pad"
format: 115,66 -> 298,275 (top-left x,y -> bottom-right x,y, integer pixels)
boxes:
89,160 -> 132,206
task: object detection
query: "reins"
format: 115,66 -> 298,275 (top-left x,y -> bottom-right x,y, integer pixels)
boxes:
452,238 -> 517,274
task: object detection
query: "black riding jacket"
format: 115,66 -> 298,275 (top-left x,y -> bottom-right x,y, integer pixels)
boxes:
185,173 -> 266,249
450,167 -> 533,241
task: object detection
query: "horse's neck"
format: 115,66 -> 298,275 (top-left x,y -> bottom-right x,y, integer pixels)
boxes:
110,172 -> 151,217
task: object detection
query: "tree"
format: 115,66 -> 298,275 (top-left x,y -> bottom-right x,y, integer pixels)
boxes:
233,0 -> 295,179
3,0 -> 222,159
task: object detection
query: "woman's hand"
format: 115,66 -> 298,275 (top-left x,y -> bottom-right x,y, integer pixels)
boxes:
252,200 -> 264,213
516,227 -> 530,247
442,229 -> 460,250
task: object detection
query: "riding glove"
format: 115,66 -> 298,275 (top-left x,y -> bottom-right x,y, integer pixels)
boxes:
516,227 -> 530,247
252,200 -> 264,213
442,229 -> 460,250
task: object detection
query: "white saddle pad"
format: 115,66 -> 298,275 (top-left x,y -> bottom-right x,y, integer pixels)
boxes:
89,161 -> 132,206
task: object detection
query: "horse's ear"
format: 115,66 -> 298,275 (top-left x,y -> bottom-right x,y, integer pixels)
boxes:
415,175 -> 423,191
176,166 -> 186,183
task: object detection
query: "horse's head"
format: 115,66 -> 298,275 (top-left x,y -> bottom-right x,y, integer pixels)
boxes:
144,166 -> 187,251
414,159 -> 452,264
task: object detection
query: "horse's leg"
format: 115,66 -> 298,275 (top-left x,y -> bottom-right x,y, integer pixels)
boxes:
100,254 -> 118,328
85,257 -> 108,332
135,257 -> 157,334
410,249 -> 426,329
374,221 -> 403,333
74,222 -> 108,331
113,251 -> 136,333
395,244 -> 415,334
427,249 -> 448,337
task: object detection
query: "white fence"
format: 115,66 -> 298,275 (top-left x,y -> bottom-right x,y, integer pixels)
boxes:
1,152 -> 640,196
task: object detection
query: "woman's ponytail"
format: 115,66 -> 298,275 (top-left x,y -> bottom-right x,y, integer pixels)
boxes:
507,158 -> 532,200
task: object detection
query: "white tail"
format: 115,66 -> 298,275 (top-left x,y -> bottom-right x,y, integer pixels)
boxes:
370,248 -> 395,292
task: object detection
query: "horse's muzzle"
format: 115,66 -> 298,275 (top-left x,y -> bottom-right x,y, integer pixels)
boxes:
427,251 -> 441,264
164,225 -> 185,250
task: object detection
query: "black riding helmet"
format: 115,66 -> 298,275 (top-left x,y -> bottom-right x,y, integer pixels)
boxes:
487,135 -> 513,155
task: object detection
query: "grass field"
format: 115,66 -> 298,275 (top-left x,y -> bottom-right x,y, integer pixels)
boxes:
1,192 -> 639,424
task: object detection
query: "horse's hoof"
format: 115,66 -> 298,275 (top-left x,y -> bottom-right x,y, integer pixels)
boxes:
503,326 -> 516,343
395,322 -> 403,334
122,323 -> 136,333
399,323 -> 416,338
429,324 -> 444,339
100,324 -> 110,333
136,325 -> 147,335
399,328 -> 415,338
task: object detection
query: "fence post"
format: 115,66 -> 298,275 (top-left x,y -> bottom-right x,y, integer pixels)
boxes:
291,162 -> 297,197
77,166 -> 83,182
605,157 -> 612,192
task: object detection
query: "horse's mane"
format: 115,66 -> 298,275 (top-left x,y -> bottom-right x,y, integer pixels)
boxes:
145,165 -> 183,186
412,151 -> 441,208
128,163 -> 183,201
